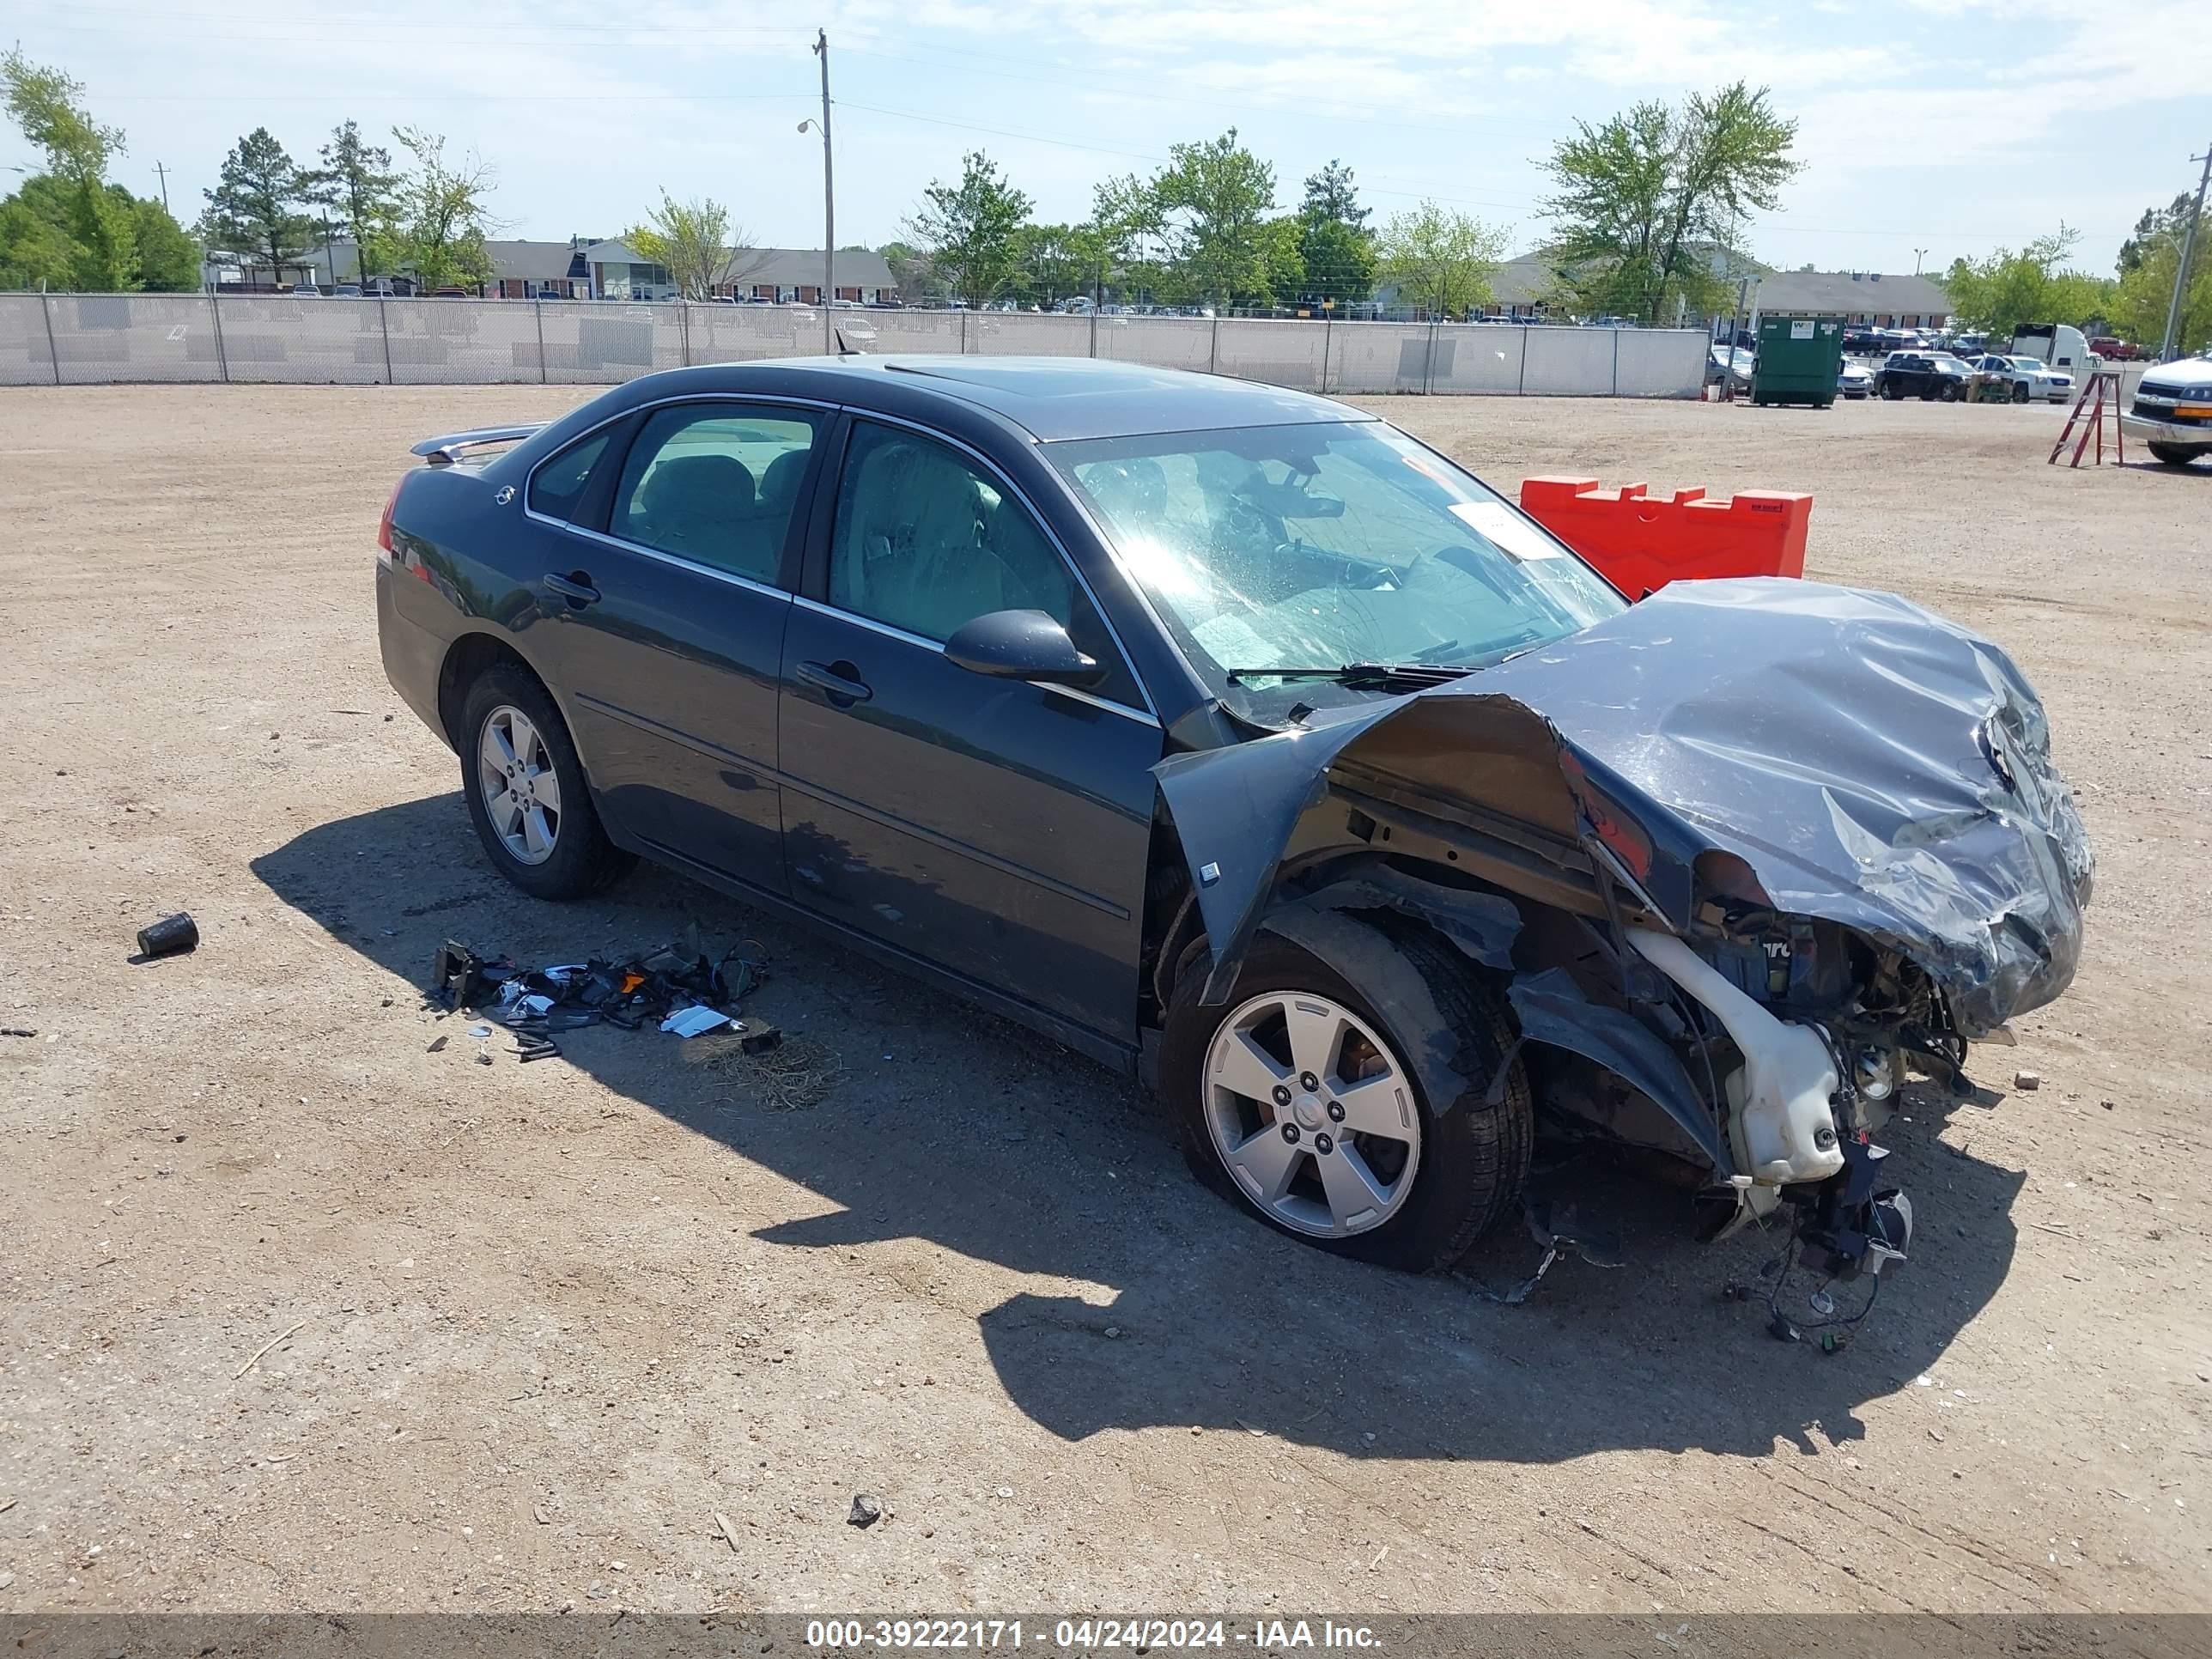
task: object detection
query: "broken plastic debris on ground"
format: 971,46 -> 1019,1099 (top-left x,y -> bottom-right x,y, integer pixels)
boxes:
426,924 -> 780,1062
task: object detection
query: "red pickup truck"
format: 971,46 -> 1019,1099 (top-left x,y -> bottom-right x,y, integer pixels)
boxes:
2091,337 -> 2142,361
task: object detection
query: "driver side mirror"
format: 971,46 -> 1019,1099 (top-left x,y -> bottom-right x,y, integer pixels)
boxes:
943,609 -> 1107,689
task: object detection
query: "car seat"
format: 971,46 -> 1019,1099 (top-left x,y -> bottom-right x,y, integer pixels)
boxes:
632,453 -> 759,569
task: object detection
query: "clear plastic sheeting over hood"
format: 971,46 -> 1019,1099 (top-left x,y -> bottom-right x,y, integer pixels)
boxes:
1156,578 -> 2093,1038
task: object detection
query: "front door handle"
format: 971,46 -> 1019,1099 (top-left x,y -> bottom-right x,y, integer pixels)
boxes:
543,571 -> 600,606
796,659 -> 872,706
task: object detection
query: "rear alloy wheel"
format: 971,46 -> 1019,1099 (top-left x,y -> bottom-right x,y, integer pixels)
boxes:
477,704 -> 561,865
1937,380 -> 1960,401
459,663 -> 634,900
1164,927 -> 1531,1273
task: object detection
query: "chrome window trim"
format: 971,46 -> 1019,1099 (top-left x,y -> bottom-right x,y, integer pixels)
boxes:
830,409 -> 1159,723
791,596 -> 1160,729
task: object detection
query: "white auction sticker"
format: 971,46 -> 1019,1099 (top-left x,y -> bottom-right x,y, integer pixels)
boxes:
1450,499 -> 1562,559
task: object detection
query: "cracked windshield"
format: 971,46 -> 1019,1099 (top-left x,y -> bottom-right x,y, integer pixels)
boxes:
1054,421 -> 1623,710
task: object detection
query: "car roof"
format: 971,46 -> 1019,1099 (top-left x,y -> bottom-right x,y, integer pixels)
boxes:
751,355 -> 1367,442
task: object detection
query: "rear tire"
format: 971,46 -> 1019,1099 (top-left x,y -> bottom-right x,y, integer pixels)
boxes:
1880,380 -> 1902,400
459,663 -> 634,901
1937,381 -> 1960,401
1162,925 -> 1531,1273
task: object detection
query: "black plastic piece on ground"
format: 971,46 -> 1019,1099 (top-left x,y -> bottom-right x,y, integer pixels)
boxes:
137,912 -> 199,958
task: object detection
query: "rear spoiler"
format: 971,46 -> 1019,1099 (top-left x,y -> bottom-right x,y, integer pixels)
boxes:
410,423 -> 547,466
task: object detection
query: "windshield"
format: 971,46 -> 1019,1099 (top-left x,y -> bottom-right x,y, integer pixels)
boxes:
1051,421 -> 1624,713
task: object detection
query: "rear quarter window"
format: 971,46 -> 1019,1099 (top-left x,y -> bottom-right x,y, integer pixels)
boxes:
526,431 -> 611,522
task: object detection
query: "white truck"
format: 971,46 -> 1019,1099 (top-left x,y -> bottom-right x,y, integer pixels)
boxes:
2122,355 -> 2212,467
2010,323 -> 2097,376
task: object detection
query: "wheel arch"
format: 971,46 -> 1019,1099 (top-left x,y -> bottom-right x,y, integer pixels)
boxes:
437,629 -> 550,751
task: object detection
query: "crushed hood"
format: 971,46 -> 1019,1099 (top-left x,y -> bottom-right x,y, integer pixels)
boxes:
1156,578 -> 2092,1038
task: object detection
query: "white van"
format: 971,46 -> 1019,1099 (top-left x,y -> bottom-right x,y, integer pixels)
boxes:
2012,323 -> 2098,374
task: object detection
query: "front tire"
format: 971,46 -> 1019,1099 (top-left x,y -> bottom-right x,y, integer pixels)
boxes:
2148,442 -> 2205,468
2011,381 -> 2030,404
459,663 -> 634,900
1162,926 -> 1531,1273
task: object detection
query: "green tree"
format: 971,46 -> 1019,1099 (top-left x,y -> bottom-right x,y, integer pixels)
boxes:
876,239 -> 937,302
1087,172 -> 1169,302
624,192 -> 751,300
0,48 -> 138,289
1256,215 -> 1306,309
1941,226 -> 2115,344
1542,82 -> 1797,323
199,127 -> 313,279
302,120 -> 402,282
1300,159 -> 1369,230
1297,159 -> 1376,307
1376,201 -> 1507,318
127,190 -> 198,290
2112,193 -> 2210,356
1009,222 -> 1098,308
0,177 -> 84,289
906,151 -> 1032,307
1153,129 -> 1276,308
392,126 -> 496,293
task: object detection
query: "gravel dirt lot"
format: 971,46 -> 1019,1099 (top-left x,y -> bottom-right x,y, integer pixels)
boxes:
2,385 -> 2207,1618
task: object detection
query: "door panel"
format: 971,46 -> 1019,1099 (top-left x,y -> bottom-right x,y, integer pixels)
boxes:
543,531 -> 790,886
779,602 -> 1159,1038
519,401 -> 823,889
775,416 -> 1161,1041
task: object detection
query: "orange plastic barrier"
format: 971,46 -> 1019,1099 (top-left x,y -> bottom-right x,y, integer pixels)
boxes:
1517,477 -> 1811,599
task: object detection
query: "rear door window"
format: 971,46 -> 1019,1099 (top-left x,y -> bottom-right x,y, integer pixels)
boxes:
611,404 -> 821,586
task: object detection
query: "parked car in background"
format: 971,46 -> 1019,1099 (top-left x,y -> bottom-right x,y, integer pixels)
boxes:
373,356 -> 2087,1277
1708,343 -> 1755,392
1837,360 -> 1874,398
1947,331 -> 1988,358
1972,355 -> 2073,404
1875,350 -> 1971,400
291,283 -> 320,297
2123,354 -> 2212,466
332,283 -> 362,298
2089,337 -> 2142,362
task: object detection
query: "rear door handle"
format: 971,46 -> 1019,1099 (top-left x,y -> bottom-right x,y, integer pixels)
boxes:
796,659 -> 872,706
543,571 -> 600,605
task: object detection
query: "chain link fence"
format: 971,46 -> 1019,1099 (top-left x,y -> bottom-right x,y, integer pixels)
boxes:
0,293 -> 1709,398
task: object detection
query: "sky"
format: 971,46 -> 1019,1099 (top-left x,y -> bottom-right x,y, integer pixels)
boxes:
7,0 -> 2208,280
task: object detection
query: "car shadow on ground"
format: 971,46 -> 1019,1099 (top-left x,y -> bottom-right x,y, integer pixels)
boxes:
254,790 -> 2027,1466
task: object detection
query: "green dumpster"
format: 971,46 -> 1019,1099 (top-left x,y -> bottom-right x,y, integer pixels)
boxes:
1751,313 -> 1844,408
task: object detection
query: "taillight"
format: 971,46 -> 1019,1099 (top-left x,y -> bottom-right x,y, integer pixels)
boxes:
376,479 -> 401,562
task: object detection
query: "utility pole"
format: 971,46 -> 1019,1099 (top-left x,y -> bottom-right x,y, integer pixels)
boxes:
808,29 -> 835,356
154,160 -> 171,212
2158,144 -> 2211,363
1913,247 -> 1927,275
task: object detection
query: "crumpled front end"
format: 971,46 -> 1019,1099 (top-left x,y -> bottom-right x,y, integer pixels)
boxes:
1154,579 -> 2093,1259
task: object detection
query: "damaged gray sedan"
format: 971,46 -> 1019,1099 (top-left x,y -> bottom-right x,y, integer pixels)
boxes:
376,358 -> 2092,1284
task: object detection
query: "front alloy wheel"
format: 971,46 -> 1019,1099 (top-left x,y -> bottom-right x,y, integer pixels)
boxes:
477,704 -> 562,865
1203,990 -> 1420,1238
1163,926 -> 1531,1273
